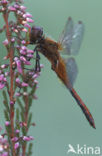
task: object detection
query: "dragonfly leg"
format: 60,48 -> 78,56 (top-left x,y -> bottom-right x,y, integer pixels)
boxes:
51,60 -> 58,71
34,46 -> 41,72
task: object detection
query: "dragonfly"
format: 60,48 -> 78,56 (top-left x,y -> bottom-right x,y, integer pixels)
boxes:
29,17 -> 95,129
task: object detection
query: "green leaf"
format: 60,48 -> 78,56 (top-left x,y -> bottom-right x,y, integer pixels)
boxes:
28,97 -> 32,112
2,90 -> 10,112
16,108 -> 20,122
15,108 -> 20,130
5,124 -> 12,138
17,98 -> 24,112
20,111 -> 24,122
4,109 -> 10,121
29,84 -> 36,97
22,126 -> 26,136
27,143 -> 33,156
28,113 -> 32,129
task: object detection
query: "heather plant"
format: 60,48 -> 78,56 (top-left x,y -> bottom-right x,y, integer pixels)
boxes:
0,0 -> 43,155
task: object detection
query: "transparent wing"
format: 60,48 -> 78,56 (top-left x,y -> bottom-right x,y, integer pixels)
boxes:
58,17 -> 74,54
65,57 -> 78,86
58,18 -> 84,55
71,21 -> 84,55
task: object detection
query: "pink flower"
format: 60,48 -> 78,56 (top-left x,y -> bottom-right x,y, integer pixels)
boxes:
20,5 -> 26,11
14,142 -> 19,150
20,56 -> 31,65
5,121 -> 10,126
5,72 -> 10,77
34,80 -> 38,84
23,136 -> 34,141
2,39 -> 9,46
24,23 -> 31,28
21,40 -> 26,45
15,92 -> 21,97
2,152 -> 8,156
14,4 -> 20,9
21,82 -> 28,87
15,129 -> 20,134
1,0 -> 8,5
27,54 -> 33,58
1,64 -> 9,69
12,137 -> 18,142
0,83 -> 5,89
20,56 -> 26,62
20,49 -> 26,55
22,28 -> 27,32
11,38 -> 15,43
0,74 -> 7,88
23,12 -> 32,18
10,101 -> 15,105
8,6 -> 16,11
33,73 -> 39,79
29,136 -> 34,140
19,122 -> 27,127
27,49 -> 34,54
26,18 -> 34,23
0,74 -> 4,81
16,60 -> 23,74
16,78 -> 21,84
21,46 -> 27,51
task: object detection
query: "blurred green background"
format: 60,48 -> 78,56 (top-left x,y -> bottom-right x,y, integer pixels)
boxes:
0,0 -> 102,155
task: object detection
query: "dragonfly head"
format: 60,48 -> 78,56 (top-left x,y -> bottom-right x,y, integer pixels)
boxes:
30,26 -> 43,44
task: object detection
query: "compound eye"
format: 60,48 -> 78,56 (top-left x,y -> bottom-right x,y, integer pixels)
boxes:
34,26 -> 43,36
30,26 -> 43,44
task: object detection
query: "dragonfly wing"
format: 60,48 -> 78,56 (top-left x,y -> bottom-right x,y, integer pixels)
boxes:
58,17 -> 74,55
59,18 -> 84,55
65,57 -> 78,86
70,21 -> 84,55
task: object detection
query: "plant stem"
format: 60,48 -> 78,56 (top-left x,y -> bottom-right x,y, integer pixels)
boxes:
3,12 -> 16,156
22,94 -> 29,156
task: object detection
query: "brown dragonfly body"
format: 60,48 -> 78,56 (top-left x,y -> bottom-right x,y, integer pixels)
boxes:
29,17 -> 95,129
